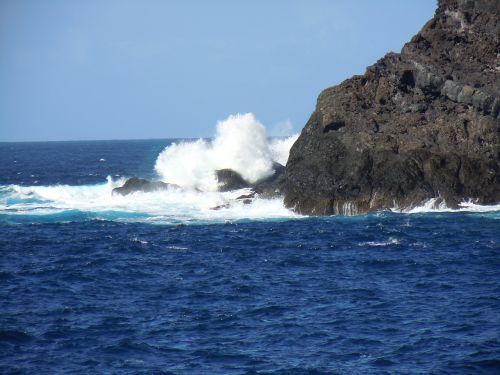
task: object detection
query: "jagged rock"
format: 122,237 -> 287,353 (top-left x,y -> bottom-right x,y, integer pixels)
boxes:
211,203 -> 231,210
441,80 -> 462,101
216,162 -> 285,194
253,162 -> 286,198
415,66 -> 445,94
236,192 -> 256,200
215,169 -> 250,192
281,0 -> 500,215
457,85 -> 475,105
112,177 -> 172,196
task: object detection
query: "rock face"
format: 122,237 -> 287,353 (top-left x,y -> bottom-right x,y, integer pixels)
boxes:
112,177 -> 172,195
281,0 -> 500,215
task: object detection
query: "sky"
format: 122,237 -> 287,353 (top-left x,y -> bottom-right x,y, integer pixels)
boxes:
0,0 -> 436,142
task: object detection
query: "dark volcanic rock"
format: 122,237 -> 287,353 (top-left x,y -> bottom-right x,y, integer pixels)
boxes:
216,169 -> 250,191
112,177 -> 172,196
281,0 -> 500,215
211,203 -> 231,210
236,192 -> 256,200
253,162 -> 286,198
216,163 -> 285,194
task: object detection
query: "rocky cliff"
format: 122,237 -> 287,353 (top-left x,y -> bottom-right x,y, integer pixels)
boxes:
281,0 -> 500,215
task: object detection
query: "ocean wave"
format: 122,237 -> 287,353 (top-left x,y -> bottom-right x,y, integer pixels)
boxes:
2,183 -> 499,224
401,198 -> 500,214
2,182 -> 500,224
154,113 -> 298,191
359,237 -> 401,247
0,114 -> 305,225
0,178 -> 299,224
1,111 -> 498,225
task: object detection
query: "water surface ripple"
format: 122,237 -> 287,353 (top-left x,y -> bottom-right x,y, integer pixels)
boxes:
1,215 -> 499,374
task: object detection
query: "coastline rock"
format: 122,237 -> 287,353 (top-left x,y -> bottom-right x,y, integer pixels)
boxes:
216,162 -> 286,195
112,177 -> 173,196
216,169 -> 250,192
236,192 -> 256,200
281,0 -> 500,215
253,162 -> 286,198
211,203 -> 231,210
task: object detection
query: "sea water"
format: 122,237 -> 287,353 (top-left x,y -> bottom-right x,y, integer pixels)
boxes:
1,118 -> 499,374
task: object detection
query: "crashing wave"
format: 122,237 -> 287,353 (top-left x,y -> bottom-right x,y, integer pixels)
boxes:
0,114 -> 302,224
1,111 -> 498,224
0,179 -> 299,224
154,113 -> 298,191
403,198 -> 500,214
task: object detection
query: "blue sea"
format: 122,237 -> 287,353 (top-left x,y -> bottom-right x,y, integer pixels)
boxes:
1,139 -> 499,374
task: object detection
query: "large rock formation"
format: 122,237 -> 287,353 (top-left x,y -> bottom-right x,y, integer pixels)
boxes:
281,0 -> 500,215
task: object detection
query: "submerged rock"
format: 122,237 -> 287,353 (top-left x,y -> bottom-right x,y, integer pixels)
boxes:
211,203 -> 231,210
215,169 -> 250,192
112,177 -> 173,196
236,192 -> 256,200
215,162 -> 285,195
281,0 -> 500,215
114,162 -> 286,198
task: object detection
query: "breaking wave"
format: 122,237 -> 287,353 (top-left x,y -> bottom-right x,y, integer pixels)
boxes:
402,198 -> 500,215
154,113 -> 298,191
0,113 -> 301,224
0,178 -> 299,224
0,111 -> 498,224
3,182 -> 498,225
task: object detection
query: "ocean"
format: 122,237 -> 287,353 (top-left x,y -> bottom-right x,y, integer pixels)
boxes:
1,138 -> 499,374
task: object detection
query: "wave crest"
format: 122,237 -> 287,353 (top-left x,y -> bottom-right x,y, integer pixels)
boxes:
154,113 -> 297,191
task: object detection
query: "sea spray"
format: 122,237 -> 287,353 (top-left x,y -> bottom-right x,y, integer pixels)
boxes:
269,134 -> 299,166
404,198 -> 500,214
0,114 -> 304,224
154,113 -> 297,191
0,182 -> 298,223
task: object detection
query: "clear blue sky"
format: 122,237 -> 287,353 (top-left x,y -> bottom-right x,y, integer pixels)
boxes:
0,0 -> 436,142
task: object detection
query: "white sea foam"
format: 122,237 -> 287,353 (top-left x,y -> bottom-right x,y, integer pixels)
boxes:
0,112 -> 303,224
402,198 -> 500,214
269,134 -> 299,166
2,182 -> 499,223
2,110 -> 498,223
0,177 -> 299,224
154,113 -> 298,191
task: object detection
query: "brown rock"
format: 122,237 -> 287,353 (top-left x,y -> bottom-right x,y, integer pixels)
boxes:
281,0 -> 500,215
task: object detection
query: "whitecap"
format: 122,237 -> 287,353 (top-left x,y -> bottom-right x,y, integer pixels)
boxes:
0,177 -> 300,224
131,237 -> 148,245
165,246 -> 189,251
402,198 -> 500,214
360,237 -> 401,247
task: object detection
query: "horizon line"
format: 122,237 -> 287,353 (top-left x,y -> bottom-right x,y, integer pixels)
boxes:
0,134 -> 294,144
